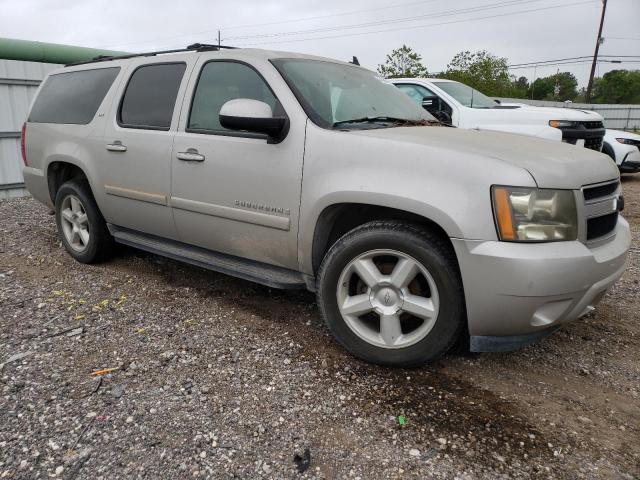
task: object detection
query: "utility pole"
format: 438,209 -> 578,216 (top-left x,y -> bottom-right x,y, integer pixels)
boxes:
585,0 -> 607,102
530,65 -> 537,99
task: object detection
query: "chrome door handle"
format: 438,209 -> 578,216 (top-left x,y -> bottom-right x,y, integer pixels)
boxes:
176,150 -> 205,162
106,141 -> 127,152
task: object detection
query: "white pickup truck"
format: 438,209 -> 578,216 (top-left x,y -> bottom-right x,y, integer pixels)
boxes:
391,78 -> 606,151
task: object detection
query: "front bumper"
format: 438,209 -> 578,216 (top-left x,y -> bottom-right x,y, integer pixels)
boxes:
452,217 -> 631,349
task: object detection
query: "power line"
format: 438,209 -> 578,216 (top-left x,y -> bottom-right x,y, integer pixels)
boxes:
101,0 -> 444,49
226,0 -> 545,41
234,0 -> 597,46
221,0 -> 442,31
508,54 -> 639,67
605,36 -> 640,41
508,59 -> 640,70
509,55 -> 593,67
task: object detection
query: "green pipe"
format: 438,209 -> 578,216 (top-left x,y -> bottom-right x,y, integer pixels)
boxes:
0,37 -> 129,64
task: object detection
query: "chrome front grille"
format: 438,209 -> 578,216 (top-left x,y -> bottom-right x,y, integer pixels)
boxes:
581,180 -> 621,243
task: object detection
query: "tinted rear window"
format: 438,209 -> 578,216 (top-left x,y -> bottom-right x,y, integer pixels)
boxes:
29,67 -> 120,124
119,63 -> 186,130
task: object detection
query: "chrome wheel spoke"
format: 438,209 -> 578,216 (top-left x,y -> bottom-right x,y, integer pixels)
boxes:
390,257 -> 419,289
341,294 -> 373,316
352,258 -> 383,288
380,313 -> 403,346
70,196 -> 81,213
402,295 -> 436,320
78,229 -> 90,246
76,213 -> 88,227
61,208 -> 74,223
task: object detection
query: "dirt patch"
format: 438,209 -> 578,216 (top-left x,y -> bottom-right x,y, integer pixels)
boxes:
0,175 -> 639,478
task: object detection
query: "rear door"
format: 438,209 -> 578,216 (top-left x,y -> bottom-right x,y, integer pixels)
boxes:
170,58 -> 305,269
96,59 -> 193,239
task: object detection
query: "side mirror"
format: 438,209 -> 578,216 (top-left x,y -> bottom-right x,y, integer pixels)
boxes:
421,96 -> 436,107
219,99 -> 287,141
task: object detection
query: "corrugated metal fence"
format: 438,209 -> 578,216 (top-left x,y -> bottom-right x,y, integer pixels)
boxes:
0,60 -> 58,199
497,98 -> 640,132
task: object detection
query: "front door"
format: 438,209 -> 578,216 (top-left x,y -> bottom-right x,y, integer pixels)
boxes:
97,61 -> 191,239
395,83 -> 454,125
170,59 -> 305,269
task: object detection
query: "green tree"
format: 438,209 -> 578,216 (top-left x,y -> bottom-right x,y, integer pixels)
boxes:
377,45 -> 428,78
510,76 -> 530,98
591,70 -> 640,104
529,72 -> 578,101
441,50 -> 513,96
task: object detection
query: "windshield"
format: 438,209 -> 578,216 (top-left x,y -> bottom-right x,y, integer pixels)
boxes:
272,59 -> 435,129
432,81 -> 498,109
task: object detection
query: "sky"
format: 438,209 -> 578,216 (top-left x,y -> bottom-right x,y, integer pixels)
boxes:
1,0 -> 638,88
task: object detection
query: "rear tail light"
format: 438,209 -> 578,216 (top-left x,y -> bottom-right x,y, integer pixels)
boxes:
20,123 -> 27,166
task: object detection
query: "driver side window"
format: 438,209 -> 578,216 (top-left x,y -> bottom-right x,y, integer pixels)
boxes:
188,61 -> 281,134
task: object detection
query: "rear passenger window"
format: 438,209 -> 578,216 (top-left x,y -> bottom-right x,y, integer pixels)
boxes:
29,67 -> 120,125
188,61 -> 280,134
119,63 -> 186,130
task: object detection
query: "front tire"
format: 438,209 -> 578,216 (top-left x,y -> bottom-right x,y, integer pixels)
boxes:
55,180 -> 114,263
317,221 -> 465,367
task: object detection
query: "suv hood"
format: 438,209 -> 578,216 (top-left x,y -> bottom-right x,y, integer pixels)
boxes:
352,126 -> 618,189
501,104 -> 603,122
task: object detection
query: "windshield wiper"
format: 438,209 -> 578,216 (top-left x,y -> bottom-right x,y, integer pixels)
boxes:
332,116 -> 438,128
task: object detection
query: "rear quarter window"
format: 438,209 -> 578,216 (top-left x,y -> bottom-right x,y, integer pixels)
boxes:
118,63 -> 186,130
29,67 -> 120,125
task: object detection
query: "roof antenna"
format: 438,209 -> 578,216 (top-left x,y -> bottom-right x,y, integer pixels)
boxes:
350,56 -> 360,66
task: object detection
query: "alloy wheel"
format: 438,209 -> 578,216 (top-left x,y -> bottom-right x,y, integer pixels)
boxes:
336,249 -> 440,349
60,194 -> 90,252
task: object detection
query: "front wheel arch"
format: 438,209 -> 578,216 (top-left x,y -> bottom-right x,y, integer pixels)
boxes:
310,202 -> 458,276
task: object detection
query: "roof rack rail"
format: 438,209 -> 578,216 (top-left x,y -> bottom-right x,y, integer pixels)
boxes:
65,43 -> 237,67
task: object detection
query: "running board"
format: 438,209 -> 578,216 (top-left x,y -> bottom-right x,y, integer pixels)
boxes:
109,225 -> 309,290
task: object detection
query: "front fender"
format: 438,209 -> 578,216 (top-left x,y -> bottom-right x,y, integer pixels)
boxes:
297,124 -> 536,275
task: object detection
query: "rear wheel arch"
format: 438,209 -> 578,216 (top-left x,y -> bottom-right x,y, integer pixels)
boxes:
47,161 -> 92,204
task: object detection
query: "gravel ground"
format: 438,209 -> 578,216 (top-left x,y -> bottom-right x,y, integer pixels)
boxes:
1,176 -> 638,479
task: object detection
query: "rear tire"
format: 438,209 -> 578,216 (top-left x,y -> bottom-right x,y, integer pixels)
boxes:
316,221 -> 465,367
55,180 -> 114,263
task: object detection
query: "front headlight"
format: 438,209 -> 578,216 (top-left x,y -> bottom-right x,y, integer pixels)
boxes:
549,120 -> 576,129
492,186 -> 578,242
616,138 -> 636,145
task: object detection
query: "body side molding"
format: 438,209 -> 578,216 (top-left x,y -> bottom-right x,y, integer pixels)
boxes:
104,184 -> 167,205
170,196 -> 291,231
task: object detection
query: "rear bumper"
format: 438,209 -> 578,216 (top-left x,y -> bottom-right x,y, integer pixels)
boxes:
23,166 -> 52,208
452,217 -> 631,345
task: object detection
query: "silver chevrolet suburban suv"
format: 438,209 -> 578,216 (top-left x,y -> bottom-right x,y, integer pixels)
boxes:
22,44 -> 630,367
